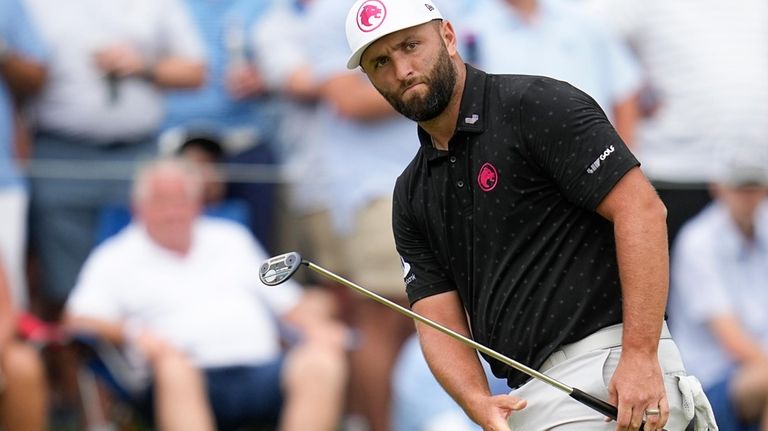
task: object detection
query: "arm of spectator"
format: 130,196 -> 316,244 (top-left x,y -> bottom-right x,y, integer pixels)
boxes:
319,73 -> 397,121
151,56 -> 205,89
62,313 -> 127,346
709,315 -> 768,365
94,43 -> 204,89
13,106 -> 32,161
612,91 -> 639,150
0,261 -> 17,355
283,65 -> 318,101
63,313 -> 175,366
0,45 -> 46,99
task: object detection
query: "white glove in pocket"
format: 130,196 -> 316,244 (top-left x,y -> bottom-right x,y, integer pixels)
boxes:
676,375 -> 719,431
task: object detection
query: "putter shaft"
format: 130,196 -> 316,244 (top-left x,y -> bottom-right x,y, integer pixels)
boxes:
307,261 -> 569,390
259,253 -> 672,428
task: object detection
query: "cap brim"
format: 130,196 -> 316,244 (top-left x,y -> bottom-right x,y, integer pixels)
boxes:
347,41 -> 375,69
346,18 -> 444,70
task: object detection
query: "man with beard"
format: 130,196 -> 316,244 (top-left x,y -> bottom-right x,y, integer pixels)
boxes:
343,0 -> 718,430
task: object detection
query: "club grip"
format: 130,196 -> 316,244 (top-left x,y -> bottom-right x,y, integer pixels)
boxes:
569,388 -> 648,431
569,387 -> 617,419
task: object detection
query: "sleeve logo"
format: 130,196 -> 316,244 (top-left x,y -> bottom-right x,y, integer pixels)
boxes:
586,145 -> 615,174
400,256 -> 416,284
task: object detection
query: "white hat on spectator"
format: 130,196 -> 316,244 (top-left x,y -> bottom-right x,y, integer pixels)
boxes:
345,0 -> 443,69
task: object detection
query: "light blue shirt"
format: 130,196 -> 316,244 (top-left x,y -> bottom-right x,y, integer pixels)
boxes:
163,0 -> 275,138
459,0 -> 640,119
0,0 -> 46,187
303,0 -> 418,233
669,200 -> 768,389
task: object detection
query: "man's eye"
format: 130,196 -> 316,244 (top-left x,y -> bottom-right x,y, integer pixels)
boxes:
406,42 -> 418,50
375,58 -> 389,68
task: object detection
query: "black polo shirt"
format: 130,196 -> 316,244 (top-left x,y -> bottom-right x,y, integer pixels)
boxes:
392,65 -> 640,388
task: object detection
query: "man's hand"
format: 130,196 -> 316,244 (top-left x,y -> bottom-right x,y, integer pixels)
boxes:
467,394 -> 527,431
608,352 -> 669,431
94,43 -> 147,77
130,330 -> 175,365
225,65 -> 266,100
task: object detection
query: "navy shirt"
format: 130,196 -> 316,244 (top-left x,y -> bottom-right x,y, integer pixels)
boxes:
393,65 -> 639,388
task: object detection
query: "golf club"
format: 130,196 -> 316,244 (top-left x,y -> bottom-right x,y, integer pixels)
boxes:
260,252 -> 678,430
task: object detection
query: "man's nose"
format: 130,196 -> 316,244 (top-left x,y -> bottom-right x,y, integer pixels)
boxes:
393,58 -> 414,82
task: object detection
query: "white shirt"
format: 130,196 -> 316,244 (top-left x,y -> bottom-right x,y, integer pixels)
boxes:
669,200 -> 768,388
67,217 -> 302,368
24,0 -> 205,141
586,0 -> 768,182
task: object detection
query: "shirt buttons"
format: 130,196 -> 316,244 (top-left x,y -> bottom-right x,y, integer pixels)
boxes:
457,180 -> 465,188
449,156 -> 457,163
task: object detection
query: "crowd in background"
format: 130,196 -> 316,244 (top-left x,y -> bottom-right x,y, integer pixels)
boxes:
0,0 -> 767,430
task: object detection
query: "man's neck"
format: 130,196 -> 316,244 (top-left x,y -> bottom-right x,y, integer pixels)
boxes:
419,61 -> 467,151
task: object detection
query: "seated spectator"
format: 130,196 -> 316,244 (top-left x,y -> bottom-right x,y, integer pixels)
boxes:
64,158 -> 348,431
669,157 -> 768,431
96,133 -> 251,241
0,257 -> 48,431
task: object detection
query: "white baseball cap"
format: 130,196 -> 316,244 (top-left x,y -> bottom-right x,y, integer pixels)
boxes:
345,0 -> 443,70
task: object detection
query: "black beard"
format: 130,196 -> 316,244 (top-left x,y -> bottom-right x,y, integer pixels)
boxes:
380,45 -> 457,122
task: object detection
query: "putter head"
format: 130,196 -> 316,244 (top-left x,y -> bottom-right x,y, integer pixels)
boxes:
259,252 -> 303,286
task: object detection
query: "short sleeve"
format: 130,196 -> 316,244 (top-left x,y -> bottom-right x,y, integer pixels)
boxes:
2,0 -> 47,61
519,77 -> 639,210
392,178 -> 454,306
66,248 -> 123,321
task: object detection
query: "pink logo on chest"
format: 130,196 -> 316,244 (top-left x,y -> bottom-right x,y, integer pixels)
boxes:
477,162 -> 498,192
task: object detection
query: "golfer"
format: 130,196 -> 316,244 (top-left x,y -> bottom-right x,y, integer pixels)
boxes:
344,1 -> 718,430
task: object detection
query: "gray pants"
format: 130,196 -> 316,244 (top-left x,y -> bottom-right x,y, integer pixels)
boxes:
507,325 -> 717,430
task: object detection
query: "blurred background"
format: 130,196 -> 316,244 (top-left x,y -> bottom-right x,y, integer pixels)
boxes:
0,0 -> 766,430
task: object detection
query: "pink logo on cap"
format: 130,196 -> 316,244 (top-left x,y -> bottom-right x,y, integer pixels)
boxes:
478,162 -> 498,192
357,0 -> 387,33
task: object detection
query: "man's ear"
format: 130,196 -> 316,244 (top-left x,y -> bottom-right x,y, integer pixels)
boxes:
440,20 -> 458,55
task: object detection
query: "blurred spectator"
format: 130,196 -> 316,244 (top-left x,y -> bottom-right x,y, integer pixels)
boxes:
0,0 -> 46,310
460,0 -> 641,145
586,0 -> 768,244
96,134 -> 251,242
669,156 -> 768,431
0,257 -> 48,431
174,134 -> 252,223
23,0 -> 206,317
295,1 -> 422,429
64,158 -> 348,431
162,0 -> 280,249
392,334 -> 509,431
